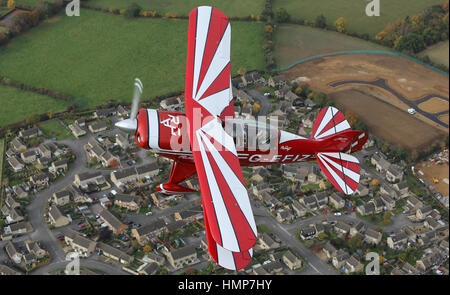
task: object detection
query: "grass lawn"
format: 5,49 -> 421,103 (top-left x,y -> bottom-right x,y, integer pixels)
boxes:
275,24 -> 392,68
0,9 -> 264,113
88,0 -> 265,17
0,84 -> 70,127
38,120 -> 73,140
273,0 -> 445,37
0,137 -> 4,184
419,41 -> 449,68
0,7 -> 12,18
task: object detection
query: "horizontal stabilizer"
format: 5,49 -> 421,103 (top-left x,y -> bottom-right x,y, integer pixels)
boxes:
313,106 -> 351,139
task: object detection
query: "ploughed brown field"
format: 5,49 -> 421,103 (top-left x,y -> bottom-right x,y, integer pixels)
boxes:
329,89 -> 446,151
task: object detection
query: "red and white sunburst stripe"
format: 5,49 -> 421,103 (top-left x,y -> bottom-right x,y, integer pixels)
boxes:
316,152 -> 361,195
194,119 -> 257,253
203,210 -> 253,270
313,106 -> 351,140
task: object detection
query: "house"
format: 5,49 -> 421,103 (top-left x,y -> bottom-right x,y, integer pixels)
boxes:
332,249 -> 350,269
291,200 -> 307,217
75,118 -> 86,127
387,231 -> 408,250
110,163 -> 159,187
11,137 -> 26,153
416,248 -> 447,271
96,242 -> 134,265
424,217 -> 441,231
263,261 -> 284,274
416,205 -> 433,220
301,113 -> 315,129
150,193 -> 169,209
98,209 -> 128,234
276,209 -> 294,223
30,173 -> 49,188
5,195 -> 20,209
281,250 -> 302,270
371,152 -> 390,172
402,262 -> 420,275
53,190 -> 71,206
380,194 -> 395,211
386,165 -> 404,183
355,185 -> 369,197
299,225 -> 316,240
301,195 -> 318,211
94,108 -> 116,119
174,205 -> 203,222
21,150 -> 36,164
165,246 -> 199,270
8,157 -> 24,172
242,71 -> 264,86
268,75 -> 287,88
37,157 -> 51,168
334,221 -> 351,235
258,233 -> 280,250
71,236 -> 96,258
51,159 -> 68,173
19,127 -> 40,139
380,184 -> 398,200
284,91 -> 299,102
185,179 -> 200,191
406,195 -> 423,211
274,84 -> 291,99
117,105 -> 129,118
329,193 -> 345,209
364,228 -> 382,245
314,192 -> 328,208
139,262 -> 159,275
132,219 -> 168,245
38,143 -> 52,158
25,240 -> 46,259
5,241 -> 22,264
115,133 -> 130,149
344,256 -> 363,273
3,206 -> 24,224
307,166 -> 321,184
350,221 -> 366,237
12,185 -> 28,199
114,194 -> 143,211
322,242 -> 337,259
2,221 -> 33,237
49,204 -> 70,227
74,171 -> 106,188
69,123 -> 86,138
88,121 -> 108,133
369,197 -> 385,214
394,181 -> 409,196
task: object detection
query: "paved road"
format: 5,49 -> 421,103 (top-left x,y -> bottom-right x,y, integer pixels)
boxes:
246,89 -> 271,116
329,78 -> 449,128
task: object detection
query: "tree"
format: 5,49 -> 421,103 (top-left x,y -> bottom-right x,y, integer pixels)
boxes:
275,8 -> 290,23
383,211 -> 392,225
371,179 -> 380,188
125,2 -> 142,18
394,33 -> 425,53
345,111 -> 357,127
334,17 -> 348,33
263,24 -> 274,33
143,245 -> 152,253
315,14 -> 327,28
237,66 -> 246,76
313,92 -> 327,107
8,0 -> 15,9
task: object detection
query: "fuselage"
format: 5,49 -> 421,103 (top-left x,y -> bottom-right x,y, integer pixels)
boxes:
134,109 -> 366,167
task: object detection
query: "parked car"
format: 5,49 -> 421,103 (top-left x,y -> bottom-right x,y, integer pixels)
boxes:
334,212 -> 342,216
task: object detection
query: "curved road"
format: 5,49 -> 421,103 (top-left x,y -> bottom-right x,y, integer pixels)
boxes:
329,78 -> 449,128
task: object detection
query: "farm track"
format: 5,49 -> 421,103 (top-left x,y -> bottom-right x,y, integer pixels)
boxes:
329,78 -> 449,129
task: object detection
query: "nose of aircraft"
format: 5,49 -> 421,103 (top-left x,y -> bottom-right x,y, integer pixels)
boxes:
115,118 -> 137,134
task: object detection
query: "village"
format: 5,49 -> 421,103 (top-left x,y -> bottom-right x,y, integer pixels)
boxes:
0,71 -> 448,276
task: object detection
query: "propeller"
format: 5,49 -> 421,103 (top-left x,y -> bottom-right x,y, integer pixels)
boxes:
115,78 -> 143,133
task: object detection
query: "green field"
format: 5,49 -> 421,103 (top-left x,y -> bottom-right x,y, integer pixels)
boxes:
0,138 -> 4,187
419,41 -> 449,68
88,0 -> 265,17
0,84 -> 70,127
39,120 -> 73,140
275,24 -> 392,68
0,9 -> 264,115
273,0 -> 445,37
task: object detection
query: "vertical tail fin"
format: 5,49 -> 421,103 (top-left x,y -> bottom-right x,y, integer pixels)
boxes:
312,106 -> 351,139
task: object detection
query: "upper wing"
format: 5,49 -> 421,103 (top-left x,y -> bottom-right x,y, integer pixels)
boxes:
184,6 -> 257,253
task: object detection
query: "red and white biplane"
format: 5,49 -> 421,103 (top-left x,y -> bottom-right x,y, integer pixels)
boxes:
116,6 -> 368,271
